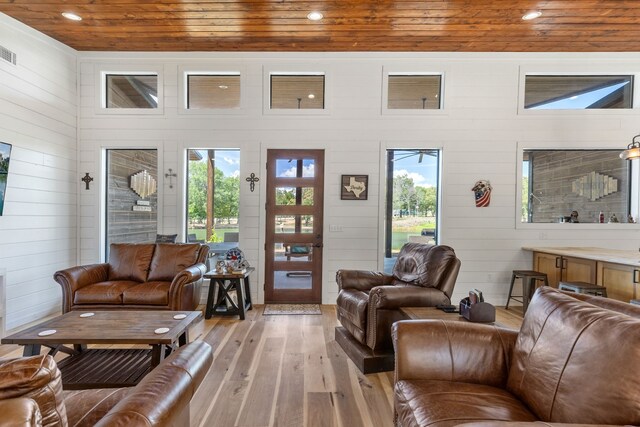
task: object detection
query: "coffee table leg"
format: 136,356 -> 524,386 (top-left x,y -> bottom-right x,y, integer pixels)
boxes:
74,344 -> 87,353
178,330 -> 189,347
151,344 -> 166,368
23,344 -> 41,357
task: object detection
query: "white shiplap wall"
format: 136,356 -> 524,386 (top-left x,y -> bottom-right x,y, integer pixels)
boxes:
77,52 -> 640,306
0,14 -> 77,330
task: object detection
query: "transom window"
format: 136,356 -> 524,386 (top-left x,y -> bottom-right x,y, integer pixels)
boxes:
387,74 -> 442,109
187,73 -> 241,109
270,74 -> 325,109
105,74 -> 158,109
524,75 -> 634,110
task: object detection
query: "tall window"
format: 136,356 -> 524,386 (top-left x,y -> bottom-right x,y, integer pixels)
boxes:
524,75 -> 633,109
105,74 -> 158,108
385,149 -> 440,273
105,149 -> 158,257
186,149 -> 240,243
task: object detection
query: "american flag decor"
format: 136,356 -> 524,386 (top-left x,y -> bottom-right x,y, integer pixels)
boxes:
471,180 -> 492,208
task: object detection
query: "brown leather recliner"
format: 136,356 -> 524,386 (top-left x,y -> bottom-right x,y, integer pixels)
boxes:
392,286 -> 640,427
0,341 -> 213,427
335,243 -> 461,373
54,243 -> 208,313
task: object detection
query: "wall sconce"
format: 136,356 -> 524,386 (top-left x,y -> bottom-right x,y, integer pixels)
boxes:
620,134 -> 640,160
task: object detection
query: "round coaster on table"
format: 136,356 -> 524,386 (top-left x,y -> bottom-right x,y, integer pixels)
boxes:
173,314 -> 187,320
79,312 -> 95,318
38,330 -> 57,337
154,327 -> 170,334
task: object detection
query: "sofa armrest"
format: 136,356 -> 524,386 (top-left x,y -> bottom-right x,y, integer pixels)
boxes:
459,423 -> 626,427
392,320 -> 518,388
53,264 -> 109,313
369,285 -> 449,309
0,398 -> 42,427
95,341 -> 213,427
336,270 -> 393,292
170,263 -> 205,289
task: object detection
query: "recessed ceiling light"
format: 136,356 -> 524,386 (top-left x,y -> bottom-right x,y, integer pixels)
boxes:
61,12 -> 82,21
307,11 -> 323,21
522,11 -> 542,20
308,93 -> 315,99
218,85 -> 229,89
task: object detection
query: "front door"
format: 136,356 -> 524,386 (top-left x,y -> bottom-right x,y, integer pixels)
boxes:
265,149 -> 324,303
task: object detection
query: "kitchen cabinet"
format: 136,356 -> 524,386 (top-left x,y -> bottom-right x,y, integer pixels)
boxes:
597,262 -> 638,302
533,252 -> 596,288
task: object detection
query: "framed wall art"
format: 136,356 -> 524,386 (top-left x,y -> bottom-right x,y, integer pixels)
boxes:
341,174 -> 368,200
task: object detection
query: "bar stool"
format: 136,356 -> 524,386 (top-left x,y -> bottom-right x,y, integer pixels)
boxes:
506,270 -> 549,313
558,281 -> 607,297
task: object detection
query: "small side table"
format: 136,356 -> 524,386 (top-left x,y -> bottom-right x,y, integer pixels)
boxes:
204,267 -> 254,320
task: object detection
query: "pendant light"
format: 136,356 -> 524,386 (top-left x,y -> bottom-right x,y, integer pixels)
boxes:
620,135 -> 640,160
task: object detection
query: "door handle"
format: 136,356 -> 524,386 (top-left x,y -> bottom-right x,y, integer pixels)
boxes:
634,269 -> 640,284
555,257 -> 562,269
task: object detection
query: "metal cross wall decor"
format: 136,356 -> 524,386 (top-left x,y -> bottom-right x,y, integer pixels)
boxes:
81,173 -> 93,190
165,168 -> 177,189
246,173 -> 259,192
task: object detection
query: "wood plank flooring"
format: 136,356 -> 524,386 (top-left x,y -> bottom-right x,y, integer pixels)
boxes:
0,306 -> 524,427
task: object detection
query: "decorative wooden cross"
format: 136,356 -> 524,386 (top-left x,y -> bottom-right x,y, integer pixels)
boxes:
245,173 -> 259,192
81,173 -> 93,190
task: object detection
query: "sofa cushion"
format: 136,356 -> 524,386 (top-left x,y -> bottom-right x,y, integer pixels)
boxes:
336,289 -> 368,345
0,355 -> 68,427
73,281 -> 140,305
108,244 -> 155,282
395,379 -> 537,427
147,243 -> 202,282
392,243 -> 457,288
122,281 -> 170,305
507,286 -> 640,425
63,388 -> 130,427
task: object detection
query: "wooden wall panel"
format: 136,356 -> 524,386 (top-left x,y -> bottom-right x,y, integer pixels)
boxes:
0,14 -> 77,332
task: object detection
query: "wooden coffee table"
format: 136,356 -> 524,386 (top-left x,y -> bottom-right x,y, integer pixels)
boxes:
400,307 -> 522,330
1,310 -> 202,389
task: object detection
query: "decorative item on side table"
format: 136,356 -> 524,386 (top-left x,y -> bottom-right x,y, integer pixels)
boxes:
459,289 -> 495,322
341,175 -> 368,200
225,247 -> 247,273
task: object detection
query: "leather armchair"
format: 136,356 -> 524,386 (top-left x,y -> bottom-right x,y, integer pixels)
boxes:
392,287 -> 640,427
0,341 -> 212,427
335,243 -> 461,373
54,243 -> 208,313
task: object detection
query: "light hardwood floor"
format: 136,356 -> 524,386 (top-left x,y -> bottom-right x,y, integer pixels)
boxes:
0,306 -> 524,427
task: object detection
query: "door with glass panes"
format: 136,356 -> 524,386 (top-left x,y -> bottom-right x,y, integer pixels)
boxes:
265,149 -> 324,303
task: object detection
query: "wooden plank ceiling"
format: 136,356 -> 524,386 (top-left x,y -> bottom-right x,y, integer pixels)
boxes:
0,0 -> 639,52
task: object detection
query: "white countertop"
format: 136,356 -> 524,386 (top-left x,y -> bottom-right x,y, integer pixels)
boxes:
522,246 -> 640,267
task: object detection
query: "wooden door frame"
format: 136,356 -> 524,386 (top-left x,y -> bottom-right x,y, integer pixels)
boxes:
264,149 -> 324,304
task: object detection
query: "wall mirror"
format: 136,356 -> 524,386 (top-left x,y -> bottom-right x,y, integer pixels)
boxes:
519,148 -> 639,224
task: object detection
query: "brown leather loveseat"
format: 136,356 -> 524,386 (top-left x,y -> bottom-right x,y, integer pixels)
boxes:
0,341 -> 212,427
392,286 -> 640,426
54,243 -> 208,313
335,243 -> 460,373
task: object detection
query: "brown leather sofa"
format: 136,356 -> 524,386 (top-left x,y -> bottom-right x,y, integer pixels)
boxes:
54,243 -> 208,313
392,286 -> 640,427
0,341 -> 212,427
335,243 -> 461,373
